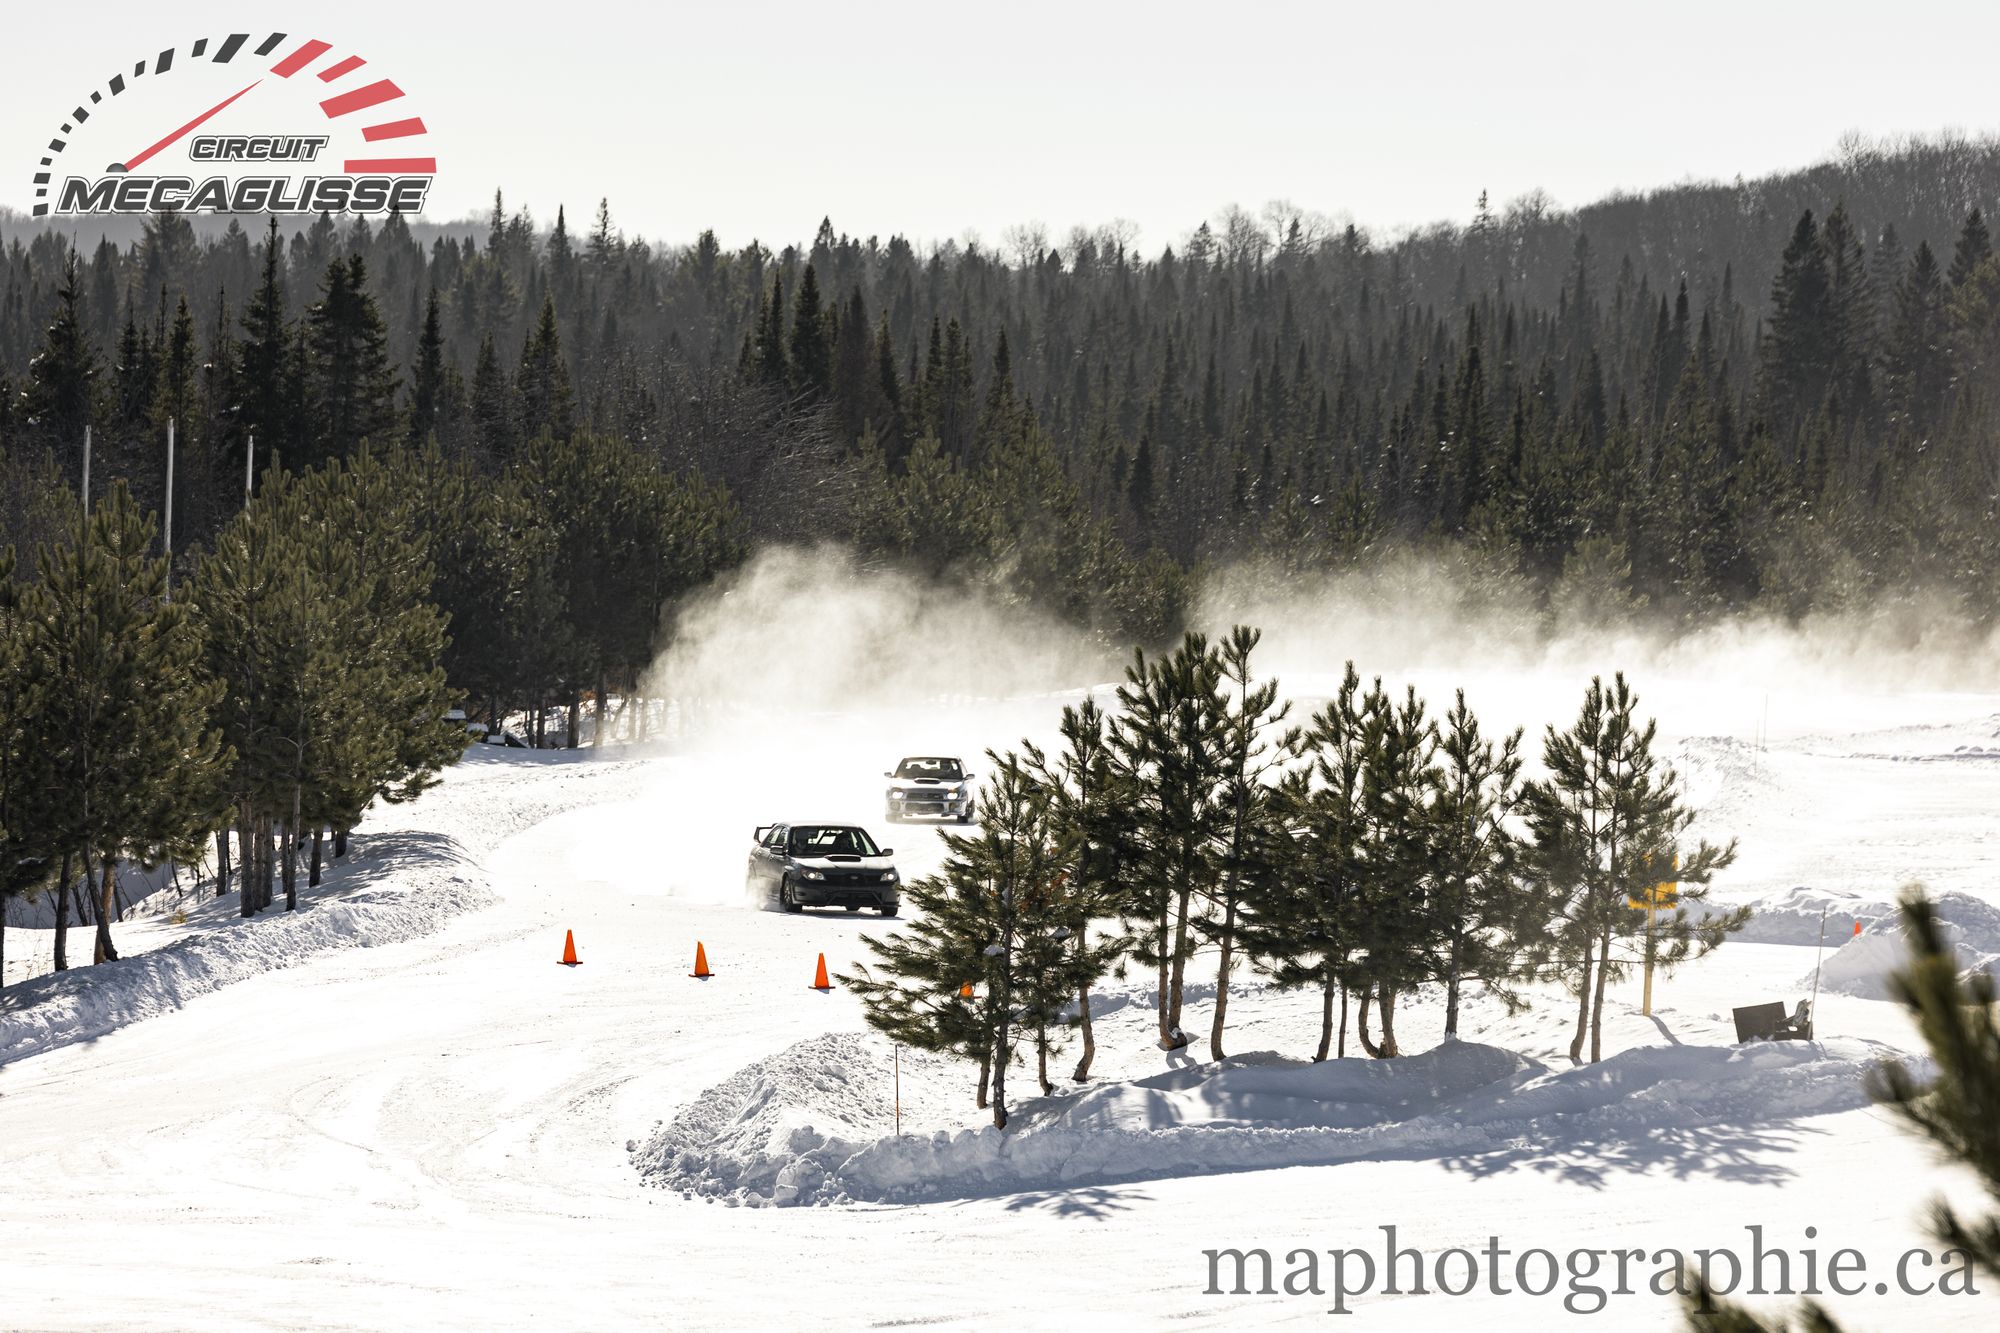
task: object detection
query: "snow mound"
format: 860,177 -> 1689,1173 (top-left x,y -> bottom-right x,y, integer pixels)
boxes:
1798,891 -> 2000,1000
1725,886 -> 1899,945
629,1032 -> 889,1205
635,1033 -> 1900,1206
0,830 -> 490,1068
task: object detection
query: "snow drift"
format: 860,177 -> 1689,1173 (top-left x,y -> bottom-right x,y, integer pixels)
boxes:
0,750 -> 646,1066
1727,886 -> 1901,946
634,1033 -> 1904,1207
0,830 -> 491,1069
1797,890 -> 2000,1000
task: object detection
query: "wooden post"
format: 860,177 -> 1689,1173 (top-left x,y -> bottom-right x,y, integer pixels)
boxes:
1642,896 -> 1656,1016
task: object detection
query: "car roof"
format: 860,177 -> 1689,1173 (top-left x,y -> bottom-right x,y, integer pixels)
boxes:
896,755 -> 960,764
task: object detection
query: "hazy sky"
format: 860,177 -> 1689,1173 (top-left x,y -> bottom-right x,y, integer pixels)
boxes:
4,0 -> 1999,252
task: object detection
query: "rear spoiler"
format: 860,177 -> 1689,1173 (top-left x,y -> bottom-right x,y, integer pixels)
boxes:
754,825 -> 772,843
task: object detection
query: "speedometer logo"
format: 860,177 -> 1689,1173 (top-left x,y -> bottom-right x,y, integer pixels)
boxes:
32,31 -> 439,218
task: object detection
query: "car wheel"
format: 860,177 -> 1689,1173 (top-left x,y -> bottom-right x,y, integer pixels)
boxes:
878,904 -> 899,917
781,876 -> 803,913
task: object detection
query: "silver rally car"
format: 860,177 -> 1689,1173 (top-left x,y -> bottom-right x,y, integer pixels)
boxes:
747,822 -> 901,915
884,756 -> 975,823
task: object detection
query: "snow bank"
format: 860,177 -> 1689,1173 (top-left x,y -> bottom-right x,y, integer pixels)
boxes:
635,1033 -> 1902,1207
631,1033 -> 888,1205
1798,890 -> 2000,1000
1727,886 -> 1899,945
0,830 -> 490,1069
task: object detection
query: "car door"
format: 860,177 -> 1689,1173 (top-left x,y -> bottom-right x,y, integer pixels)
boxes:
748,820 -> 768,892
759,824 -> 788,900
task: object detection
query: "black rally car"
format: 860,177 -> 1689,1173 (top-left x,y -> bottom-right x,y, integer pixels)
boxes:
747,822 -> 901,915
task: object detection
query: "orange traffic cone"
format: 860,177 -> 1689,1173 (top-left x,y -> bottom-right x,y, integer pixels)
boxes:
1853,920 -> 1862,936
959,982 -> 974,998
809,952 -> 832,991
691,942 -> 712,979
558,930 -> 581,966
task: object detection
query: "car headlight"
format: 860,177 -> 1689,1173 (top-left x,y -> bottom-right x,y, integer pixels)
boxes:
802,869 -> 825,881
890,789 -> 904,798
880,871 -> 897,884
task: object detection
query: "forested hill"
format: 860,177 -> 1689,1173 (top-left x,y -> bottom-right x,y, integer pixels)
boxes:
4,131 -> 2000,655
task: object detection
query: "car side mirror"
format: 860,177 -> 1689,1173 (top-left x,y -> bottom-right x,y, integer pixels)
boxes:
882,771 -> 893,778
880,848 -> 894,856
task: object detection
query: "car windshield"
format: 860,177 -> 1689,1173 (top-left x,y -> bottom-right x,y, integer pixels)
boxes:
789,826 -> 882,857
894,757 -> 963,781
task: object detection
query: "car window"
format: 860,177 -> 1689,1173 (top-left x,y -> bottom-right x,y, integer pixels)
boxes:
789,826 -> 882,857
764,826 -> 787,849
894,757 -> 963,781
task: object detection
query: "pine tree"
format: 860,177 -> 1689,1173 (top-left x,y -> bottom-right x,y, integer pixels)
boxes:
470,334 -> 518,469
24,251 -> 100,488
0,548 -> 57,989
517,294 -> 576,443
194,451 -> 463,911
830,287 -> 875,442
238,218 -> 294,469
193,472 -> 298,915
754,272 -> 788,387
301,449 -> 465,864
1426,690 -> 1531,1039
1520,675 -> 1743,1065
1759,211 -> 1834,451
408,286 -> 445,446
16,483 -> 223,957
1249,662 -> 1369,1060
976,329 -> 1021,464
519,431 -> 740,745
1347,680 -> 1438,1059
872,312 -> 906,467
304,255 -> 399,469
408,449 -> 558,727
1821,202 -> 1877,428
195,291 -> 244,547
788,262 -> 830,397
1948,208 -> 1991,289
1026,698 -> 1132,1081
1885,241 -> 1950,436
1110,632 -> 1230,1050
1198,625 -> 1288,1060
848,751 -> 1063,1125
148,295 -> 199,529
